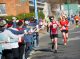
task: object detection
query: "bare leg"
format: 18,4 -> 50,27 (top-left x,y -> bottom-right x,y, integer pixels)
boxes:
66,33 -> 68,39
51,39 -> 55,49
62,32 -> 67,45
54,38 -> 58,50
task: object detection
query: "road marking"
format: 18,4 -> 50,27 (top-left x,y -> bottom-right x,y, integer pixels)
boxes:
68,37 -> 80,41
69,27 -> 75,30
62,37 -> 80,42
69,31 -> 80,34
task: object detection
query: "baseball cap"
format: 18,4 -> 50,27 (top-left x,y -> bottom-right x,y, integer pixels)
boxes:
0,20 -> 7,26
25,21 -> 29,25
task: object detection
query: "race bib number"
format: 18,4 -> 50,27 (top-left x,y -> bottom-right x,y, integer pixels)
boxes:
62,26 -> 66,30
53,24 -> 57,28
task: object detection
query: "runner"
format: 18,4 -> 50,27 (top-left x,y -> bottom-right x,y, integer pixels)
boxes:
60,16 -> 69,46
74,15 -> 79,27
48,16 -> 59,53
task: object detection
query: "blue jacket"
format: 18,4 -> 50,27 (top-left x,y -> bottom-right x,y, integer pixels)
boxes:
8,28 -> 24,35
23,28 -> 34,42
8,28 -> 24,43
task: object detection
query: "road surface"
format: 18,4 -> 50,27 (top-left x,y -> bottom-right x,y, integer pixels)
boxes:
30,27 -> 80,59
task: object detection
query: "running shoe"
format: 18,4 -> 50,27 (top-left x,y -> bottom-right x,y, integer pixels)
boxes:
54,50 -> 57,53
52,42 -> 55,49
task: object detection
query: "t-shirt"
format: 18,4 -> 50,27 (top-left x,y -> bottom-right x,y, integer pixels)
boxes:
60,20 -> 69,30
24,28 -> 33,42
50,21 -> 59,34
0,29 -> 22,52
74,16 -> 79,21
17,28 -> 24,43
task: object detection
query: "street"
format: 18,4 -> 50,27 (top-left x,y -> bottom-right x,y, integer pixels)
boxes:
0,0 -> 80,59
29,27 -> 80,59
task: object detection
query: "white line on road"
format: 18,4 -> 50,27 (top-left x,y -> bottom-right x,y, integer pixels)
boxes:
68,37 -> 80,41
62,37 -> 80,42
69,31 -> 80,34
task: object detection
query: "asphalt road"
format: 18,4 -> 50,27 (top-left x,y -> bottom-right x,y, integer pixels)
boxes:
30,27 -> 80,59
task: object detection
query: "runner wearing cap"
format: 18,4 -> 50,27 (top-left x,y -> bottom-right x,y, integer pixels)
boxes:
48,16 -> 59,53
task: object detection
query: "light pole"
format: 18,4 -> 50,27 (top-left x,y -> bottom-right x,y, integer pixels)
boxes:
34,0 -> 39,24
67,0 -> 69,16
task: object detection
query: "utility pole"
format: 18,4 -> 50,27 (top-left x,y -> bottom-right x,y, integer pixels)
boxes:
34,0 -> 39,24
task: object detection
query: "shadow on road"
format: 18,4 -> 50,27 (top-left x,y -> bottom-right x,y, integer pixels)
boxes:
48,42 -> 64,46
35,48 -> 52,52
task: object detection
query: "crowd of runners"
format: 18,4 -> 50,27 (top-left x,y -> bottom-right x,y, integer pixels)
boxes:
46,14 -> 80,53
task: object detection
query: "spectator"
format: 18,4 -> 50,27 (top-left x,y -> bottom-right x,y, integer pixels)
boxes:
0,19 -> 24,59
67,15 -> 70,21
71,15 -> 74,24
7,21 -> 24,59
16,20 -> 25,59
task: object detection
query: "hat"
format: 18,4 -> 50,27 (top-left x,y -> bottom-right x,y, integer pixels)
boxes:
19,20 -> 24,22
16,20 -> 24,23
25,21 -> 29,25
12,17 -> 17,20
51,17 -> 54,20
50,16 -> 54,20
7,24 -> 13,27
0,20 -> 6,26
7,21 -> 13,28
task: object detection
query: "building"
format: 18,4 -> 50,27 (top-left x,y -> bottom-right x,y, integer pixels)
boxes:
29,0 -> 45,12
47,0 -> 80,16
0,0 -> 51,18
43,2 -> 52,18
29,0 -> 51,18
0,0 -> 30,16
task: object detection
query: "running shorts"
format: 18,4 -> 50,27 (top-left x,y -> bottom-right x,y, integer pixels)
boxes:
61,30 -> 68,33
50,34 -> 58,39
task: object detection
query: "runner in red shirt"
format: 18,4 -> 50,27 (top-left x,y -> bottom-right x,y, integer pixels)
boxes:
74,15 -> 79,26
49,16 -> 59,53
60,16 -> 69,46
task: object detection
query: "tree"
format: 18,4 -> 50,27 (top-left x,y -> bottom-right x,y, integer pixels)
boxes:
38,11 -> 45,19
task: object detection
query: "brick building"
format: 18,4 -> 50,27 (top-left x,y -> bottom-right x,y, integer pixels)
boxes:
0,0 -> 30,16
